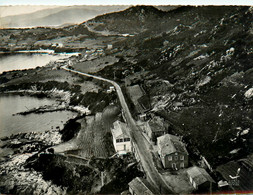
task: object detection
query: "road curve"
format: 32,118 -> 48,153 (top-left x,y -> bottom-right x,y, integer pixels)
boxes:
62,65 -> 174,194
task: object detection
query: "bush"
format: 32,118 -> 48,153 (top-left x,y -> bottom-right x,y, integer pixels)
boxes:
60,118 -> 81,142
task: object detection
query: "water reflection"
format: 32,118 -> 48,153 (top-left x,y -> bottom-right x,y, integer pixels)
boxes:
0,94 -> 76,138
0,53 -> 75,73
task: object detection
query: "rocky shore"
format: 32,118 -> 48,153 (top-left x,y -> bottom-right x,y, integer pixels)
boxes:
14,105 -> 67,116
0,105 -> 90,194
0,86 -> 136,194
0,153 -> 67,195
0,117 -> 142,194
13,103 -> 91,116
0,128 -> 65,194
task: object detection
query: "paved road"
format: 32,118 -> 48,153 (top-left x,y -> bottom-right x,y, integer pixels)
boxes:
62,66 -> 174,194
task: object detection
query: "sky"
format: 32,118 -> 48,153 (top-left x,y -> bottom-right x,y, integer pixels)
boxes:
0,0 -> 252,6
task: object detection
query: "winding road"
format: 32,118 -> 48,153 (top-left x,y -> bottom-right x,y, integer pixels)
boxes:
62,65 -> 174,194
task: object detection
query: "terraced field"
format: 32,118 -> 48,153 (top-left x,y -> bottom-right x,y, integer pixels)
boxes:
54,105 -> 120,158
76,106 -> 120,158
74,55 -> 119,73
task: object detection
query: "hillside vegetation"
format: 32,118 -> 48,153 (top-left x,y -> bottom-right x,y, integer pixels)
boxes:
93,6 -> 253,167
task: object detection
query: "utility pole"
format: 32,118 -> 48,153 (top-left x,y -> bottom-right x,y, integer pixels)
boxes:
113,71 -> 116,80
101,171 -> 104,186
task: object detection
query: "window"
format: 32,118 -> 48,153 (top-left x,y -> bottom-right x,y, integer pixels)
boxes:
168,156 -> 172,161
174,156 -> 178,160
116,139 -> 123,143
180,155 -> 184,160
180,162 -> 184,168
124,138 -> 130,142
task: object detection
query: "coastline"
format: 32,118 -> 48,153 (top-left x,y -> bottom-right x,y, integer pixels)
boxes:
0,51 -> 135,194
0,49 -> 55,55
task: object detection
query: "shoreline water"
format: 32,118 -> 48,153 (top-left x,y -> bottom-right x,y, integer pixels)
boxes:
0,49 -> 55,55
0,51 -> 80,74
0,92 -> 79,138
0,53 -> 63,74
0,49 -> 82,56
0,50 -> 80,55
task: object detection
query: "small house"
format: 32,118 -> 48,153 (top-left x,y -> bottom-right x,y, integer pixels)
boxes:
217,154 -> 253,191
110,86 -> 115,91
187,166 -> 215,192
144,116 -> 168,143
138,113 -> 147,121
111,121 -> 131,154
126,84 -> 150,114
157,134 -> 188,169
128,177 -> 159,195
107,86 -> 115,93
107,44 -> 113,50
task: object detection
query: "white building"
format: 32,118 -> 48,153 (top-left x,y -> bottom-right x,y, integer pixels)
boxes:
128,177 -> 158,195
186,166 -> 215,191
107,44 -> 113,50
107,86 -> 115,93
109,86 -> 115,91
111,120 -> 131,154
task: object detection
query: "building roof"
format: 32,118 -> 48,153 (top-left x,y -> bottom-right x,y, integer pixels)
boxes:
111,120 -> 130,139
187,166 -> 215,186
128,177 -> 159,195
238,153 -> 253,170
126,84 -> 144,103
157,134 -> 188,156
217,154 -> 253,191
148,116 -> 167,133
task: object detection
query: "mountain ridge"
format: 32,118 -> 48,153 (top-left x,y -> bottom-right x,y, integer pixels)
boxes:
0,5 -> 129,28
81,5 -> 167,34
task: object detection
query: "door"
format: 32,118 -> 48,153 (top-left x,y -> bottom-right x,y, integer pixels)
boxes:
172,163 -> 177,170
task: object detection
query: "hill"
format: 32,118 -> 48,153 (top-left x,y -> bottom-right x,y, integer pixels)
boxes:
94,6 -> 253,167
0,5 -> 129,28
0,5 -> 58,17
83,6 -> 167,34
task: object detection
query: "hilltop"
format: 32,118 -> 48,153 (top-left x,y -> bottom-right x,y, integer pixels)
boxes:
84,6 -> 166,34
